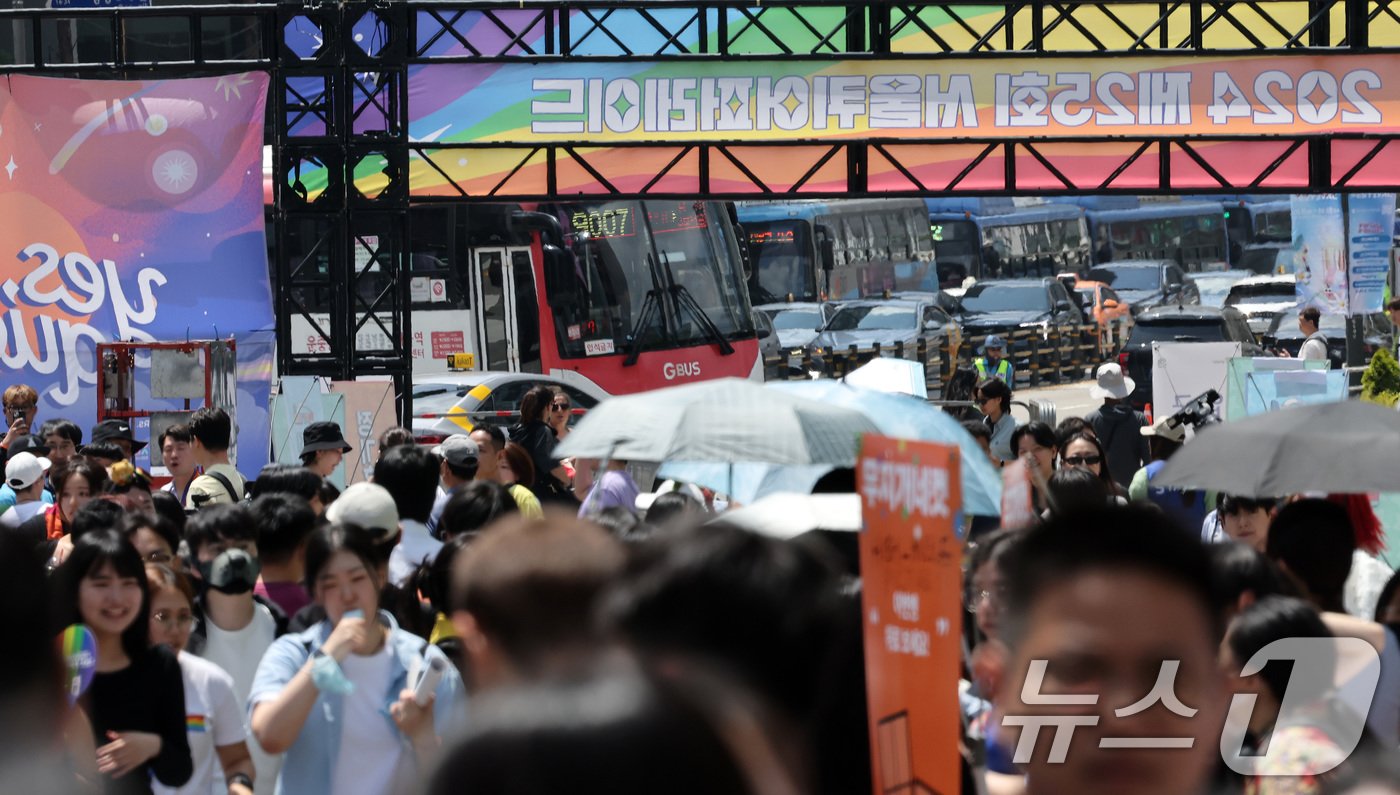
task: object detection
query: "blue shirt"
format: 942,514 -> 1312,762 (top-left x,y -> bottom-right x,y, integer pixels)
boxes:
248,610 -> 468,795
0,483 -> 53,512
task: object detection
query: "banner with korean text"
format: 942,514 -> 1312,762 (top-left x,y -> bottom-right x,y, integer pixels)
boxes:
397,54 -> 1400,196
0,74 -> 275,477
858,435 -> 962,795
1346,193 -> 1397,315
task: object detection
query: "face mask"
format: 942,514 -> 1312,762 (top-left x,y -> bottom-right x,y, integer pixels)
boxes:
198,548 -> 261,595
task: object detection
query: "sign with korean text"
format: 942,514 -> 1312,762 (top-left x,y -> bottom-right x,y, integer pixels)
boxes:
1346,193 -> 1396,315
377,55 -> 1400,197
858,435 -> 962,795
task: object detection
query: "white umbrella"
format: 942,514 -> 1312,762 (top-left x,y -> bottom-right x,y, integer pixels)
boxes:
554,378 -> 879,473
843,357 -> 928,398
715,493 -> 862,540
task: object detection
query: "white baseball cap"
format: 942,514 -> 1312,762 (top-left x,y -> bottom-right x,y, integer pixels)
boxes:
325,482 -> 399,538
5,451 -> 51,490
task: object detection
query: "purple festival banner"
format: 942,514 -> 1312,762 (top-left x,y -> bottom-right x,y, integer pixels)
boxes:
0,73 -> 274,477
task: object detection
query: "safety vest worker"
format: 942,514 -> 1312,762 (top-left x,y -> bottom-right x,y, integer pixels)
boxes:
974,335 -> 1014,385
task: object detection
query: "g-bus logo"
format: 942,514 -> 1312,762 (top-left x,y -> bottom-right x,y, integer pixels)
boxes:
662,361 -> 702,381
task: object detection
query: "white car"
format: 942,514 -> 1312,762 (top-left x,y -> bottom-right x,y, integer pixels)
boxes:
1222,274 -> 1298,335
412,372 -> 609,442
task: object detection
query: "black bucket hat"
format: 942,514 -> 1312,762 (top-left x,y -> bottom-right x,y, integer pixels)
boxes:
88,419 -> 147,454
300,421 -> 352,457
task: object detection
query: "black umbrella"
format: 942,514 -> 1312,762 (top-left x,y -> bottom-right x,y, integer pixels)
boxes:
1153,400 -> 1400,497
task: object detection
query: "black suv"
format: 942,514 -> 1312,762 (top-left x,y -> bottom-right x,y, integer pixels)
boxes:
1117,305 -> 1264,409
957,277 -> 1085,338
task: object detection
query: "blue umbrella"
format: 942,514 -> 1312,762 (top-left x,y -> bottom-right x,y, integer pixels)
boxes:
659,381 -> 1002,515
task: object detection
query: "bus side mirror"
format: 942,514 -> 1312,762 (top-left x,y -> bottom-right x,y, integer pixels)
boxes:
725,205 -> 753,281
819,238 -> 836,271
816,224 -> 836,271
542,245 -> 574,305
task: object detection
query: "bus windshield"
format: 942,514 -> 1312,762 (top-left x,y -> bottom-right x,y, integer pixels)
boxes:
746,220 -> 815,303
551,201 -> 753,358
826,305 -> 917,331
930,219 -> 978,260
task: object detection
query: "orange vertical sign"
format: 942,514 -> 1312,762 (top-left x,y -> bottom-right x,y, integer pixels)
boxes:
858,434 -> 963,795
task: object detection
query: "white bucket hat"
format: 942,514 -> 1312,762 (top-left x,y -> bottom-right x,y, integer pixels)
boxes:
1089,362 -> 1135,400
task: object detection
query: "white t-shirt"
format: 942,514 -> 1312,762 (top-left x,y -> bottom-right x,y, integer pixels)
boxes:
198,601 -> 280,795
332,645 -> 406,795
153,652 -> 246,795
0,500 -> 46,529
388,519 -> 442,587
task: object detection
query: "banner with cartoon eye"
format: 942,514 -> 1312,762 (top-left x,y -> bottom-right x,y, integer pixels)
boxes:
0,73 -> 274,479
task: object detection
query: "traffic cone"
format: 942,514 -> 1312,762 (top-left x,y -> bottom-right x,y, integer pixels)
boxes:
1144,403 -> 1153,424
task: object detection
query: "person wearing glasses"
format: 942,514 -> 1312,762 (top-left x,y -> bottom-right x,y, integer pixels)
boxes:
123,513 -> 184,573
0,383 -> 40,470
545,389 -> 574,444
975,378 -> 1016,464
545,389 -> 578,483
1058,432 -> 1128,499
146,563 -> 256,795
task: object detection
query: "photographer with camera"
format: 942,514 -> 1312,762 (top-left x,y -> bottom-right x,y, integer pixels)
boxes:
1128,391 -> 1218,532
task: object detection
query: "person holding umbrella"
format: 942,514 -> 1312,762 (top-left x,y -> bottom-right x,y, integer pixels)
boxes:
300,421 -> 353,480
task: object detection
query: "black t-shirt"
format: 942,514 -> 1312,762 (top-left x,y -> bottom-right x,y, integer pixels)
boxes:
81,644 -> 192,794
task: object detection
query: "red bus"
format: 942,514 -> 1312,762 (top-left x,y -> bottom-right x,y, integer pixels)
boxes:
281,198 -> 761,397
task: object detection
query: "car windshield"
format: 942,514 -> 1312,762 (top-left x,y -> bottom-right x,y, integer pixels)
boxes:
1267,313 -> 1347,335
1225,283 -> 1295,307
960,283 -> 1049,313
1087,266 -> 1161,291
770,307 -> 824,331
825,305 -> 917,331
412,383 -> 475,414
1194,270 -> 1252,307
1129,320 -> 1224,343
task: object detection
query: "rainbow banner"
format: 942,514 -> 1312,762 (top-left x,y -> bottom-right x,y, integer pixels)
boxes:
397,54 -> 1400,195
0,74 -> 274,476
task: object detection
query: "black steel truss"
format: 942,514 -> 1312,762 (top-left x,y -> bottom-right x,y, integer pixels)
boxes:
5,0 -> 1400,426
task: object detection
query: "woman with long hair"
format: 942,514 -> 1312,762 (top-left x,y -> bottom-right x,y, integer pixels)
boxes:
508,385 -> 572,500
21,458 -> 110,564
53,530 -> 191,793
249,524 -> 466,795
1058,432 -> 1127,499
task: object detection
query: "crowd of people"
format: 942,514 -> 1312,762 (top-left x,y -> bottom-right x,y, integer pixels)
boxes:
2,364 -> 1400,795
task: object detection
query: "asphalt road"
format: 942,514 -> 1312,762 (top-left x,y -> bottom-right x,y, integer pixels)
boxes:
1012,381 -> 1104,425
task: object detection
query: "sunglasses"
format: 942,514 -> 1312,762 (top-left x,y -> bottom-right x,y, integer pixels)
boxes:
1063,454 -> 1102,466
551,403 -> 571,411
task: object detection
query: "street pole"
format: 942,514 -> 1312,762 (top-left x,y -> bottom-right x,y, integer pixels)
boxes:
1342,195 -> 1365,385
